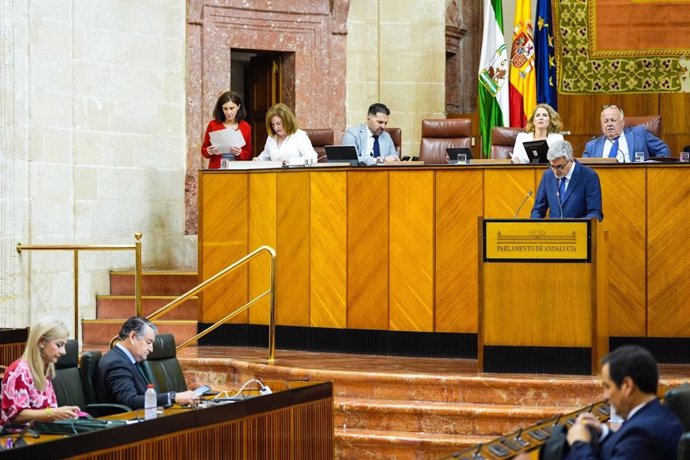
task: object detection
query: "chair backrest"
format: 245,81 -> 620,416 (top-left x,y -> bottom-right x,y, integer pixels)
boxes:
678,432 -> 690,460
303,128 -> 334,162
665,384 -> 690,431
384,127 -> 402,156
491,126 -> 526,159
625,115 -> 662,138
79,350 -> 102,405
52,339 -> 87,408
140,333 -> 188,393
419,118 -> 472,164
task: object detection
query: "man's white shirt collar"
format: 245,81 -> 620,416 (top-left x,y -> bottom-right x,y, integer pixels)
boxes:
116,342 -> 137,364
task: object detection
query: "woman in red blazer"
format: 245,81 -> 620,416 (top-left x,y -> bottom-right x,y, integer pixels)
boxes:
201,91 -> 252,168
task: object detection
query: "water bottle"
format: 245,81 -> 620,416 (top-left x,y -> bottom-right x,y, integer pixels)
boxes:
144,384 -> 157,420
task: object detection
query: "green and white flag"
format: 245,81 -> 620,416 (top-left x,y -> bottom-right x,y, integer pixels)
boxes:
478,0 -> 510,158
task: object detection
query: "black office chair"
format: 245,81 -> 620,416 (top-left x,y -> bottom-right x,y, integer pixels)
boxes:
666,384 -> 690,431
52,340 -> 130,416
679,432 -> 690,460
79,350 -> 104,406
140,333 -> 188,393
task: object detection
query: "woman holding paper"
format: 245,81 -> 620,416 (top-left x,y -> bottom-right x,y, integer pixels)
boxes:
511,104 -> 564,164
255,103 -> 318,164
201,91 -> 252,168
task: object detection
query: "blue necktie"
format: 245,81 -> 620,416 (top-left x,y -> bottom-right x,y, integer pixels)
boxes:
559,178 -> 566,202
608,137 -> 619,158
372,136 -> 380,158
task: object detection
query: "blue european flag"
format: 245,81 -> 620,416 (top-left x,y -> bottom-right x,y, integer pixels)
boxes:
535,0 -> 557,110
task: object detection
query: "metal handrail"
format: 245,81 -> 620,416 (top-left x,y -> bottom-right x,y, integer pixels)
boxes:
142,245 -> 276,362
16,233 -> 143,342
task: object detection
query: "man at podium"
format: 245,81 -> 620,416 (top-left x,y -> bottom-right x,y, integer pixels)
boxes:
531,140 -> 603,221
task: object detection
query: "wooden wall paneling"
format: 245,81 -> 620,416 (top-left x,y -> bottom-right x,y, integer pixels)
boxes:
559,93 -> 660,134
200,173 -> 249,324
275,172 -> 311,326
435,170 -> 483,333
248,172 -> 277,325
483,262 -> 592,347
245,408 -> 291,457
483,168 -> 535,218
647,166 -> 690,336
660,93 -> 690,155
347,171 -> 389,329
310,171 -> 347,328
0,343 -> 25,367
389,170 -> 434,332
293,399 -> 335,458
558,94 -> 665,155
596,166 -> 646,336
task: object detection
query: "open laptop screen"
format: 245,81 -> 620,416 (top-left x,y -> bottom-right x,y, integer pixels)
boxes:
522,140 -> 549,164
325,145 -> 359,166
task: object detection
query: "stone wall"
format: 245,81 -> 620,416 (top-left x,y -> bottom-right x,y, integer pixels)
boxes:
346,0 -> 446,155
0,1 -> 192,330
1,0 -> 450,330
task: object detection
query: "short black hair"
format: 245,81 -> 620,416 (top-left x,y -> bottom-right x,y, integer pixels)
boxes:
603,345 -> 658,394
118,316 -> 157,340
213,91 -> 247,123
367,103 -> 390,117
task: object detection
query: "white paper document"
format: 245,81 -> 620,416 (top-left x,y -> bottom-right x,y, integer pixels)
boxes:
210,128 -> 246,154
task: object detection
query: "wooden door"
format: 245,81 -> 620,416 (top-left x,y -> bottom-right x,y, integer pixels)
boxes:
249,54 -> 282,156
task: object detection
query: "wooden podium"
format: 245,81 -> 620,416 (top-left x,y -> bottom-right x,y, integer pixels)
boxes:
478,219 -> 608,374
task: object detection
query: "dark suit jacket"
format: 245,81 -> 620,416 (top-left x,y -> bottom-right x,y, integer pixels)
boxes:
95,345 -> 169,409
530,161 -> 603,221
567,398 -> 683,460
582,126 -> 670,161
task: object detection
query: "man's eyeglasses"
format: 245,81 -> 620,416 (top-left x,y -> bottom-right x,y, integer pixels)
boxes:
602,104 -> 624,116
548,159 -> 571,171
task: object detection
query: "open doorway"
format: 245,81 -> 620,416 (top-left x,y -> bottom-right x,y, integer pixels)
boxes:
231,50 -> 296,155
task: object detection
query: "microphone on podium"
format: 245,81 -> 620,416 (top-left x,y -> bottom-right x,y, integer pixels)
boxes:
514,190 -> 533,218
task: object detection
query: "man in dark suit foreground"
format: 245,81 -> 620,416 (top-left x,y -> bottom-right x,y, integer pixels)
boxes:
96,316 -> 196,409
531,140 -> 603,221
566,345 -> 683,459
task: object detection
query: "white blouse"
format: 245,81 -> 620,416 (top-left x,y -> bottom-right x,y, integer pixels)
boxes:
512,132 -> 564,164
256,129 -> 318,163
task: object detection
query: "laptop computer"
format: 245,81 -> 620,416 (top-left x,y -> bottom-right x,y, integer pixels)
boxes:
446,147 -> 473,163
522,140 -> 549,164
325,145 -> 359,166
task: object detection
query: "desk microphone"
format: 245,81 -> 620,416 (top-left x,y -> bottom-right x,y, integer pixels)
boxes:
571,135 -> 597,157
514,190 -> 533,218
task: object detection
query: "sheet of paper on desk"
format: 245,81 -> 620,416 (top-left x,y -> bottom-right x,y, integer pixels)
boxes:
210,128 -> 246,154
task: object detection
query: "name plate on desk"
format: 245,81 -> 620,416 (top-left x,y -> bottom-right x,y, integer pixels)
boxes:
483,219 -> 591,262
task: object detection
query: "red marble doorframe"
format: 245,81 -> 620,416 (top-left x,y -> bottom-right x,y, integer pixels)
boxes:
185,0 -> 350,234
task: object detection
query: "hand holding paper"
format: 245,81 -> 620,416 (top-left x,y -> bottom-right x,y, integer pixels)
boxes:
210,128 -> 246,154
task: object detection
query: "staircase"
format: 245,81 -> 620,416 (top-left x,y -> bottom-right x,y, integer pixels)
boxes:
177,350 -> 606,459
82,270 -> 199,345
82,271 -> 604,458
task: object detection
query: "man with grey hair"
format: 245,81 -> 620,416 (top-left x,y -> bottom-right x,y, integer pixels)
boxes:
531,140 -> 603,220
583,104 -> 669,162
96,316 -> 197,409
